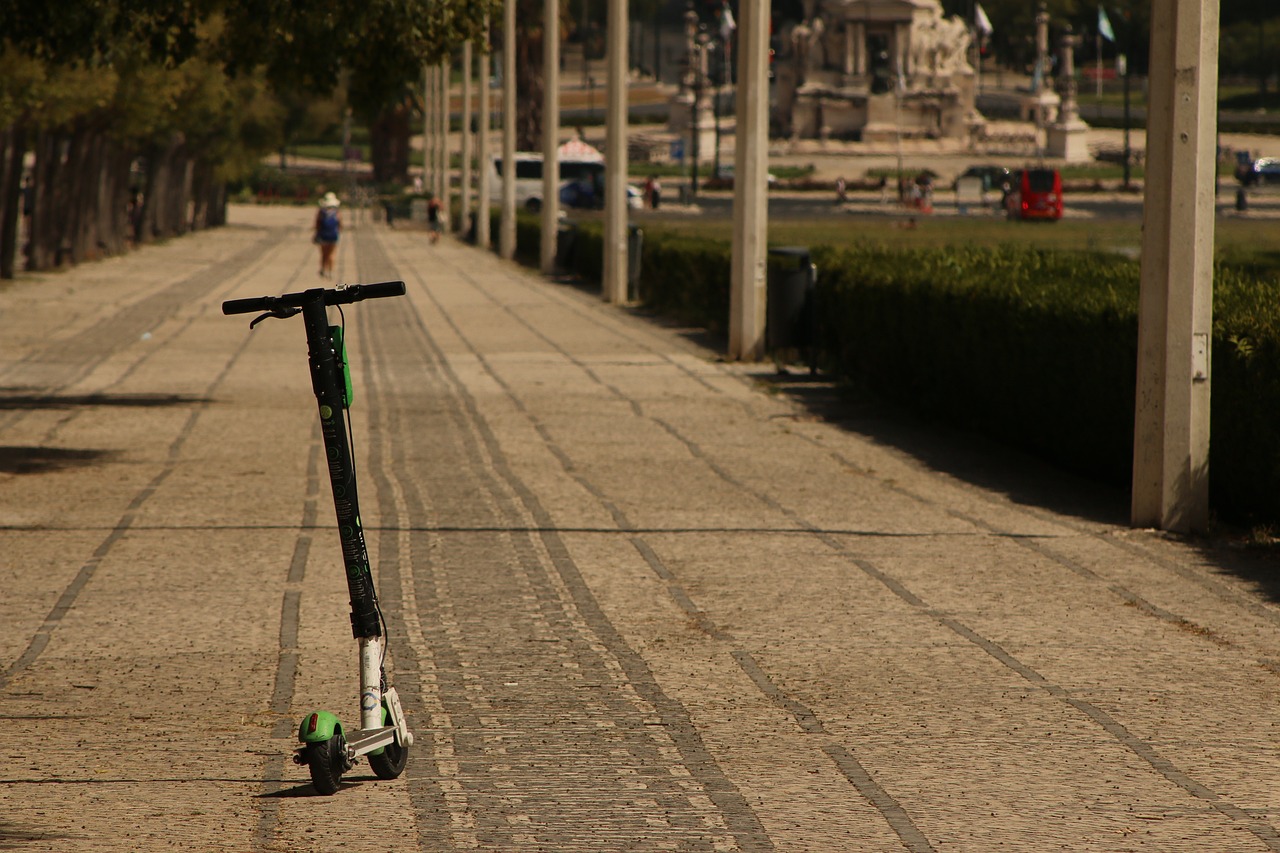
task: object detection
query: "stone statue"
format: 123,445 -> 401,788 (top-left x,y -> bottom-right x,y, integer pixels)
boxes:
935,17 -> 971,75
791,17 -> 826,83
910,17 -> 937,77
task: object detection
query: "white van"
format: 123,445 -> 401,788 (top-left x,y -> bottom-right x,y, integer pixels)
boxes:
488,153 -> 640,211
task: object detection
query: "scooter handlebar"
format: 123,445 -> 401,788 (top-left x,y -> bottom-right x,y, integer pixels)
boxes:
222,281 -> 407,315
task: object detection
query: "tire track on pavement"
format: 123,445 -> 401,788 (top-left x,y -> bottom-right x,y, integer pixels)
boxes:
433,231 -> 1272,651
359,230 -> 775,851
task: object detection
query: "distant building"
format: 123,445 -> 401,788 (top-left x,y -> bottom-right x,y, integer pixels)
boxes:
773,0 -> 982,144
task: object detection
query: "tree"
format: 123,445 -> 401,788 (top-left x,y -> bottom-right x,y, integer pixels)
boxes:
0,0 -> 498,278
0,0 -> 223,276
220,0 -> 498,184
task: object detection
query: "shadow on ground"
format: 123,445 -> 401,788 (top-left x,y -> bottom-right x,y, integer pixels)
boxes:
0,391 -> 206,410
756,369 -> 1280,603
0,447 -> 113,475
756,369 -> 1130,527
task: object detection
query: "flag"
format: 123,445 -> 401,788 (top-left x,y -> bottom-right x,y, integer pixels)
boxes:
720,4 -> 736,41
1098,6 -> 1116,42
975,3 -> 993,37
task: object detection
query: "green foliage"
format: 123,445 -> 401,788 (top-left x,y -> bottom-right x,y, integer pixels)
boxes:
811,244 -> 1140,484
811,245 -> 1280,525
219,0 -> 498,115
0,0 -> 203,66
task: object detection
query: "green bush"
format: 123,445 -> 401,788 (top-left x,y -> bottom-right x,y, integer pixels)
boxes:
812,243 -> 1280,525
812,244 -> 1140,485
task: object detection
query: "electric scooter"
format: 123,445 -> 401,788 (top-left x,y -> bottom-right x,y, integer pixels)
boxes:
223,281 -> 414,795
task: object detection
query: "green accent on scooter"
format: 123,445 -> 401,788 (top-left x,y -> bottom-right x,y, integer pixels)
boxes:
298,710 -> 343,743
329,325 -> 354,408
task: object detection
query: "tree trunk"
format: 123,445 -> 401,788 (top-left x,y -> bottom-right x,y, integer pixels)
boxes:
138,135 -> 191,243
370,102 -> 412,184
516,26 -> 545,152
64,122 -> 100,265
28,130 -> 69,270
205,180 -> 227,227
97,142 -> 135,256
0,124 -> 27,280
190,159 -> 227,229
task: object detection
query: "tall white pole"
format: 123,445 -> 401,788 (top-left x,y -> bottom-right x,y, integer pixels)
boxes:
477,19 -> 492,249
541,0 -> 561,273
603,0 -> 629,303
500,0 -> 518,260
432,66 -> 440,197
439,59 -> 452,233
461,40 -> 474,240
1131,0 -> 1219,533
423,66 -> 433,196
728,0 -> 771,361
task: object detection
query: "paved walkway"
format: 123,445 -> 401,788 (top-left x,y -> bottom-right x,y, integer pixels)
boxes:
3,207 -> 1280,852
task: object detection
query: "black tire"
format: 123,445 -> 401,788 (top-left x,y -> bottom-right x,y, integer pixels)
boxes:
306,731 -> 346,795
367,708 -> 409,780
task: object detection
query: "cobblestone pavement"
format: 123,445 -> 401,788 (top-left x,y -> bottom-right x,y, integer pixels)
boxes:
4,206 -> 1280,852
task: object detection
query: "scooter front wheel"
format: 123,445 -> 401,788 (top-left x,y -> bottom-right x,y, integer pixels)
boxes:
368,738 -> 408,779
367,707 -> 409,780
305,731 -> 348,795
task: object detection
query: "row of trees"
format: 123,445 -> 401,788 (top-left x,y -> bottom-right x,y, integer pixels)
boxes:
0,0 -> 499,279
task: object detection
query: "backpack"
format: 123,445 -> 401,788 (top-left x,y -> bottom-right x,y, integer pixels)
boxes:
316,209 -> 340,242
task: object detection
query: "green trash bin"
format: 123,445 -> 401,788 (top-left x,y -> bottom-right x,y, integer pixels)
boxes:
627,225 -> 643,301
555,222 -> 578,271
767,246 -> 817,371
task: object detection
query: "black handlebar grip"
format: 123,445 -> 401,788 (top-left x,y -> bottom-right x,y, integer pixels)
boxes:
348,281 -> 406,301
222,295 -> 273,315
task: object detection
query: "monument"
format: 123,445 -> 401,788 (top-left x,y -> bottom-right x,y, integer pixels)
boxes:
1045,26 -> 1091,161
1018,2 -> 1061,127
667,5 -> 717,165
772,0 -> 983,144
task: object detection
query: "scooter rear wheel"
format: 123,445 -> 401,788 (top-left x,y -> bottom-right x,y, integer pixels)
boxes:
306,731 -> 347,795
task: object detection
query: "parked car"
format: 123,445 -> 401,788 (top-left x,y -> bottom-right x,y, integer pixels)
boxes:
558,180 -> 643,210
1238,157 -> 1280,189
1004,167 -> 1063,221
489,153 -> 642,212
954,164 -> 1012,194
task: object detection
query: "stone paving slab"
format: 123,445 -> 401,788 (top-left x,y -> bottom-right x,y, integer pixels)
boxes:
2,205 -> 1280,852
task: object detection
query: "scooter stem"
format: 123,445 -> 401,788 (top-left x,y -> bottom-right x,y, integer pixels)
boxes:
300,295 -> 382,641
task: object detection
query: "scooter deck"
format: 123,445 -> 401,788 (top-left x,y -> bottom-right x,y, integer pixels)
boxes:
345,725 -> 398,758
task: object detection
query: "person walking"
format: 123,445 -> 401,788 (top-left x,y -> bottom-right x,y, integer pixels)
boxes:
314,192 -> 341,277
427,196 -> 442,245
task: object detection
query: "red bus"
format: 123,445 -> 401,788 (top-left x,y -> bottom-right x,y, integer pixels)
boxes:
1005,168 -> 1063,221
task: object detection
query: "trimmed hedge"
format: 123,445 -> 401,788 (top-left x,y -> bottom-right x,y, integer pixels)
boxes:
812,244 -> 1280,525
811,244 -> 1140,486
515,218 -> 1280,526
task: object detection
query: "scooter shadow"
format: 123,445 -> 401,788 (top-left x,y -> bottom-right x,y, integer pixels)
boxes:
258,775 -> 380,798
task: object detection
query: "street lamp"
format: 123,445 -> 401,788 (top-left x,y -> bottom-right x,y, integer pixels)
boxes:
1120,52 -> 1131,189
691,25 -> 710,201
711,31 -> 729,181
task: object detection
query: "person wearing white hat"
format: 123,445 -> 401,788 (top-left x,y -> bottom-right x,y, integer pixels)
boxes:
314,192 -> 342,277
